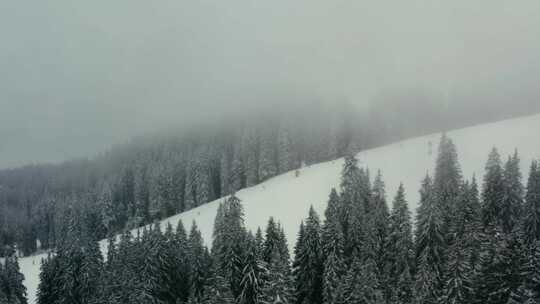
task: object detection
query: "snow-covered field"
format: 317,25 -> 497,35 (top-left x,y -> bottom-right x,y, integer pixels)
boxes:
20,113 -> 540,304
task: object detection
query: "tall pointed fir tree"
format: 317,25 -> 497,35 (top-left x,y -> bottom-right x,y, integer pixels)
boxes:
211,194 -> 247,298
189,221 -> 211,302
371,170 -> 390,289
523,160 -> 540,247
321,189 -> 345,304
500,150 -> 523,234
339,154 -> 362,251
1,251 -> 27,304
440,182 -> 476,304
433,134 -> 462,238
258,129 -> 278,182
242,127 -> 259,187
508,241 -> 540,304
277,122 -> 295,174
473,230 -> 523,304
261,246 -> 296,304
415,175 -> 445,304
238,237 -> 266,304
386,184 -> 414,304
481,148 -> 505,231
293,207 -> 324,304
37,254 -> 61,304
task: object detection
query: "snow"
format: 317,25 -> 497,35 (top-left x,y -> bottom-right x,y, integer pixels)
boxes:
19,113 -> 540,304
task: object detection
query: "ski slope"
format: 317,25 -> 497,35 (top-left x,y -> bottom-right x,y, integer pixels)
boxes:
19,113 -> 540,304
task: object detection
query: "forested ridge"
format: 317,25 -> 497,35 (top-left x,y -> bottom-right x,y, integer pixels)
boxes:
0,102 -> 536,257
11,134 -> 539,304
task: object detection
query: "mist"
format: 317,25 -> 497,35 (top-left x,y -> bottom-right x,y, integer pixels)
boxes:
2,0 -> 540,168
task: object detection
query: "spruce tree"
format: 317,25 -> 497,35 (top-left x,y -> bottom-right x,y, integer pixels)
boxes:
415,175 -> 445,304
433,134 -> 462,235
508,241 -> 540,304
372,171 -> 390,290
262,247 -> 296,304
189,221 -> 210,302
1,253 -> 27,304
482,148 -> 505,230
386,183 -> 414,304
212,194 -> 247,298
238,240 -> 266,304
501,151 -> 523,234
473,231 -> 523,304
293,207 -> 323,304
523,160 -> 540,247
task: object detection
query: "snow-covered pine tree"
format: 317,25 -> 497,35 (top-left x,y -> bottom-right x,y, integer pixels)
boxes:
230,145 -> 245,193
481,148 -> 505,231
414,175 -> 445,304
1,252 -> 27,304
79,234 -> 103,304
501,150 -> 523,234
188,221 -> 211,302
523,160 -> 540,247
261,246 -> 296,304
258,129 -> 278,182
277,122 -> 295,174
242,127 -> 259,187
472,230 -> 523,304
263,217 -> 281,264
212,194 -> 248,298
322,188 -> 344,259
174,219 -> 192,303
202,263 -> 235,304
220,147 -> 233,197
386,183 -> 414,304
238,238 -> 267,304
371,171 -> 390,289
433,134 -> 462,238
339,154 -> 362,245
37,255 -> 60,304
340,255 -> 383,304
293,206 -> 324,304
508,241 -> 540,304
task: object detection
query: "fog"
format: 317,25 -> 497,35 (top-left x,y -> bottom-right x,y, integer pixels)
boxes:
1,0 -> 540,168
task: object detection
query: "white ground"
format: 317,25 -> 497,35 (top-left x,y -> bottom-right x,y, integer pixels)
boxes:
19,113 -> 540,304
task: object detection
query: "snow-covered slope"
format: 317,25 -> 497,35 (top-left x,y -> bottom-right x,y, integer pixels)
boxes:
20,114 -> 540,304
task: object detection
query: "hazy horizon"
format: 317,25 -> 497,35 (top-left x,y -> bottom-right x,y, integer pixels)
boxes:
2,0 -> 540,168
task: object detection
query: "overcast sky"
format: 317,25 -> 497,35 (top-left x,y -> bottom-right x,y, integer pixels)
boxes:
1,0 -> 540,168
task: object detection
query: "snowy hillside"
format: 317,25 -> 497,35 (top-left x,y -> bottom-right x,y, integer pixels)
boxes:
20,113 -> 540,304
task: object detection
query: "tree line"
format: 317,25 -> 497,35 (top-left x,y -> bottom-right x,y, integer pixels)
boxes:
32,134 -> 540,304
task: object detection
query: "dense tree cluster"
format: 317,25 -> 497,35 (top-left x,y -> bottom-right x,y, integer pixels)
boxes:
0,103 -> 365,257
0,248 -> 27,304
31,133 -> 540,304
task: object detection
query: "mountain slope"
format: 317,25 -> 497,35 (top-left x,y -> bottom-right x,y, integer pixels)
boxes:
19,113 -> 540,304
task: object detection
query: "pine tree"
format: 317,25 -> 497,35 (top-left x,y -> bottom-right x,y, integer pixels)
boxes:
482,148 -> 505,230
263,217 -> 281,264
433,134 -> 462,236
243,128 -> 259,187
212,194 -> 247,298
415,175 -> 445,304
238,240 -> 266,304
523,160 -> 540,247
293,206 -> 323,304
501,151 -> 523,234
473,231 -> 523,304
372,171 -> 390,290
258,129 -> 278,182
262,247 -> 296,304
341,256 -> 383,304
322,188 -> 344,259
37,255 -> 61,304
386,184 -> 414,304
189,221 -> 210,302
277,123 -> 295,174
1,253 -> 28,304
339,154 -> 362,248
508,241 -> 540,304
79,235 -> 103,304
